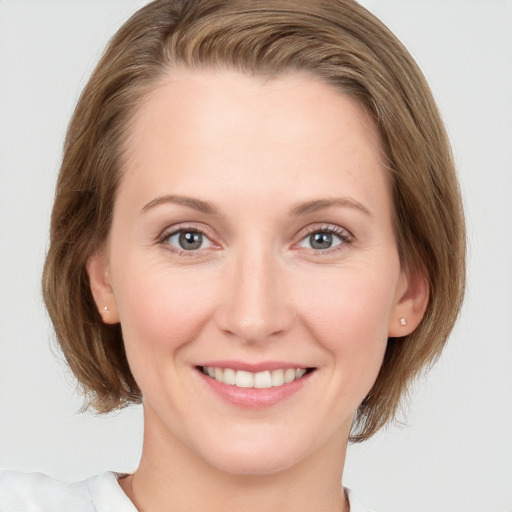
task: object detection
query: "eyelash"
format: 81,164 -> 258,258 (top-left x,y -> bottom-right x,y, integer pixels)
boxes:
157,224 -> 216,257
294,224 -> 353,256
157,223 -> 353,256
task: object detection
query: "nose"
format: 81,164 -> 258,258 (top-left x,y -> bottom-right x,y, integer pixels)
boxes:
214,243 -> 294,344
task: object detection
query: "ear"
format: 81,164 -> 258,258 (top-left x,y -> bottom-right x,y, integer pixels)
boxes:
86,250 -> 120,324
388,270 -> 429,337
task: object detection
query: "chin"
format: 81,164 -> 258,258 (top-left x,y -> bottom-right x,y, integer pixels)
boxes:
207,450 -> 300,476
195,434 -> 307,476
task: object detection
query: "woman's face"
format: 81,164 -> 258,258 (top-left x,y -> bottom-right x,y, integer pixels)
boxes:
91,69 -> 417,475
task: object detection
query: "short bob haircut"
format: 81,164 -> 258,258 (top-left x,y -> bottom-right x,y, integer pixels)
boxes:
42,0 -> 465,442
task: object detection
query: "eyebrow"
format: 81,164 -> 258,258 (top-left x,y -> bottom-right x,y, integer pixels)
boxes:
289,198 -> 372,217
141,194 -> 371,217
141,195 -> 218,215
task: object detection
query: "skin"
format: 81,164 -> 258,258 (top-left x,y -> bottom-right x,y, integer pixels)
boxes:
88,69 -> 428,512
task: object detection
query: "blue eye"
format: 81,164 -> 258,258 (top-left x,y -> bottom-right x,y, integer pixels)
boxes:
166,230 -> 212,251
298,230 -> 345,250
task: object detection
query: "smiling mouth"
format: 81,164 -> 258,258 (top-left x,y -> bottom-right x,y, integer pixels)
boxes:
198,366 -> 315,389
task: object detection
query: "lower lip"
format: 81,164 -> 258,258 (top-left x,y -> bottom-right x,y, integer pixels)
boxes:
197,369 -> 313,408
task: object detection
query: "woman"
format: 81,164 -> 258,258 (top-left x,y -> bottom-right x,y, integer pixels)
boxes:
0,0 -> 465,510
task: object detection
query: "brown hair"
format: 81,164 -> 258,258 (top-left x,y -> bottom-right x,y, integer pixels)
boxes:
42,0 -> 465,441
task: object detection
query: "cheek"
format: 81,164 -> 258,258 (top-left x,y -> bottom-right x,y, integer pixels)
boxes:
112,261 -> 217,360
301,266 -> 395,336
297,266 -> 396,391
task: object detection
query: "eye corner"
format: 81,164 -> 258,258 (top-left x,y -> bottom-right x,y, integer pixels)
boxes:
157,224 -> 221,255
293,223 -> 353,255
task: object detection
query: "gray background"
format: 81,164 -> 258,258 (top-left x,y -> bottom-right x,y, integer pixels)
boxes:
0,1 -> 511,511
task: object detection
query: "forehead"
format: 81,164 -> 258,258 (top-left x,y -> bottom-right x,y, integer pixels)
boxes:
120,68 -> 389,212
127,68 -> 383,154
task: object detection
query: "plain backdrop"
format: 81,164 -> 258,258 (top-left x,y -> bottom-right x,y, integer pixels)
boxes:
0,1 -> 511,511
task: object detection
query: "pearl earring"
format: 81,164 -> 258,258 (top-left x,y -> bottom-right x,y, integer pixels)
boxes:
399,317 -> 407,326
103,306 -> 109,313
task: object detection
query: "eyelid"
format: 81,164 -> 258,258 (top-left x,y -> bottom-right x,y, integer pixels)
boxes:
155,221 -> 353,256
157,223 -> 220,250
167,230 -> 213,250
293,223 -> 353,253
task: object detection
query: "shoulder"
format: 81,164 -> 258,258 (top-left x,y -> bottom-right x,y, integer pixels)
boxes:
0,471 -> 92,512
0,470 -> 136,512
346,487 -> 376,512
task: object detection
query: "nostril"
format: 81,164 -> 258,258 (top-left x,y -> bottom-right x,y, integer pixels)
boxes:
213,261 -> 294,343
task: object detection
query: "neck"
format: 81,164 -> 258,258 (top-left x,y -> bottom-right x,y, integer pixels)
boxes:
120,407 -> 351,512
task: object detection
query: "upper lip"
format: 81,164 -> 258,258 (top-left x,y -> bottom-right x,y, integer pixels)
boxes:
197,360 -> 314,372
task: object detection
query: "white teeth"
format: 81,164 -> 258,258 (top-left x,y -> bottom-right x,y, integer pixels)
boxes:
284,368 -> 296,383
254,371 -> 272,389
223,368 -> 236,385
295,368 -> 306,379
271,369 -> 285,387
235,370 -> 254,388
202,366 -> 309,388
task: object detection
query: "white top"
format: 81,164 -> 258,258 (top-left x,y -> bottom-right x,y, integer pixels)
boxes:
0,471 -> 373,511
